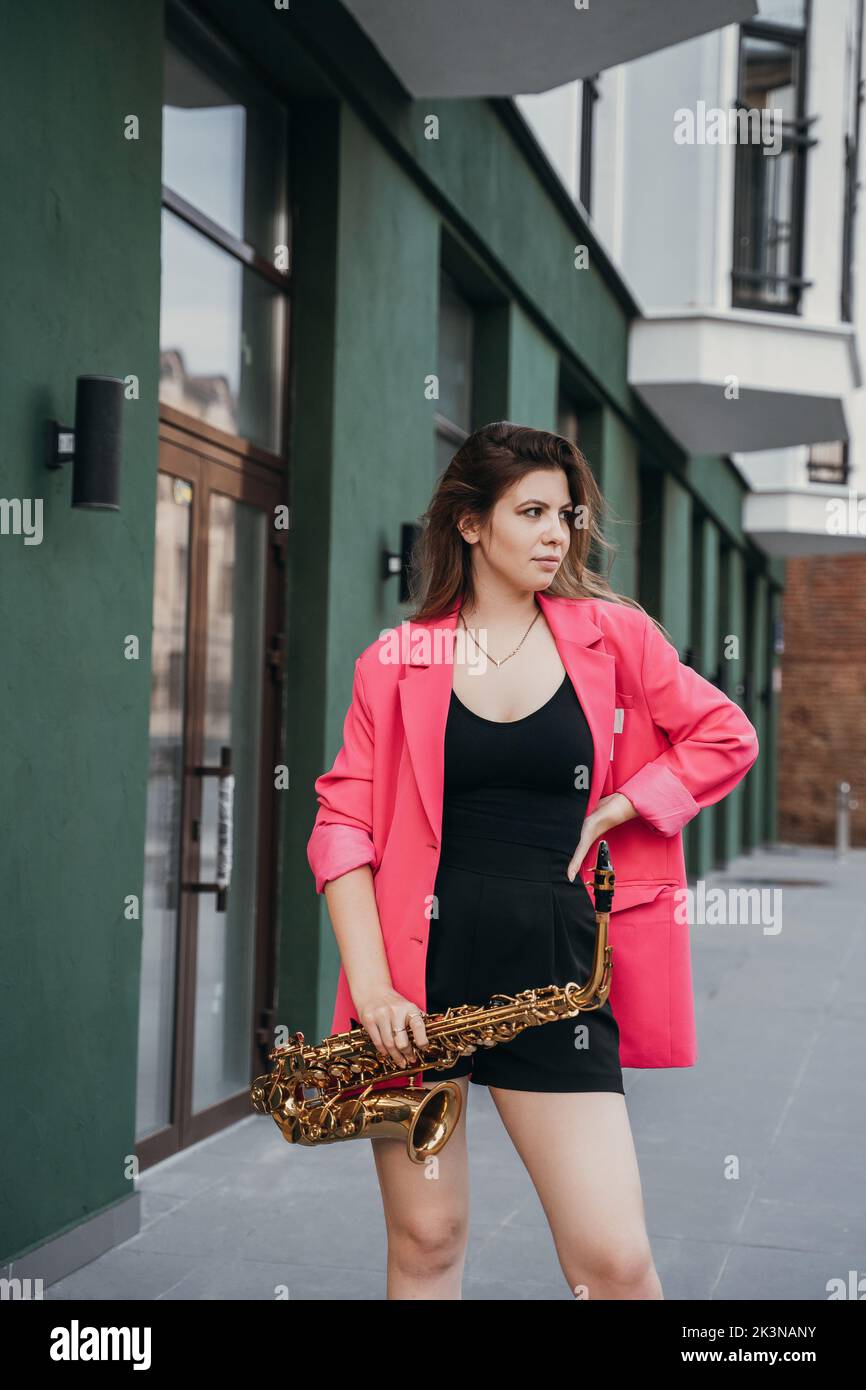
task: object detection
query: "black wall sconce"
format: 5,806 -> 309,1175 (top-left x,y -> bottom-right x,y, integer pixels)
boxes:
382,522 -> 422,604
47,374 -> 124,509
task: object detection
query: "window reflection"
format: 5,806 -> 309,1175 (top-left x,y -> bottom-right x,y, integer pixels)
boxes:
159,210 -> 286,452
162,39 -> 287,259
160,35 -> 289,452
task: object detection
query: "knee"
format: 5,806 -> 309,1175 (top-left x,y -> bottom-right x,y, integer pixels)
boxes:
389,1213 -> 469,1279
568,1239 -> 657,1297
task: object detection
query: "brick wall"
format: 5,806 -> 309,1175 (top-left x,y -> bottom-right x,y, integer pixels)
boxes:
779,555 -> 866,845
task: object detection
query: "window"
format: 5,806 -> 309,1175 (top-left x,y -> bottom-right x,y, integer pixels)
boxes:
751,0 -> 806,20
731,1 -> 813,312
160,27 -> 290,454
435,269 -> 475,478
806,440 -> 849,485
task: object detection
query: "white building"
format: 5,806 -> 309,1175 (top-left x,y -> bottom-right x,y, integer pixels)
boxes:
516,0 -> 866,558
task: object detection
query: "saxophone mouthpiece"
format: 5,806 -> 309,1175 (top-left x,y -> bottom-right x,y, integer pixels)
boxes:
592,839 -> 615,915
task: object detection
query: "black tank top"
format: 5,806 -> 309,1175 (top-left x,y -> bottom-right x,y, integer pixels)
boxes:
441,672 -> 594,854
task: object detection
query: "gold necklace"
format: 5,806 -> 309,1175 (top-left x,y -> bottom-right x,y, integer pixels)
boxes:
459,607 -> 541,669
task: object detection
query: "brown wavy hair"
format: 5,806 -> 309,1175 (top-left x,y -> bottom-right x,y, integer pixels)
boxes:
407,420 -> 655,627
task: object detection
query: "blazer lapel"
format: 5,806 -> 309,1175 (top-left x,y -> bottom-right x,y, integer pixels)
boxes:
397,591 -> 616,847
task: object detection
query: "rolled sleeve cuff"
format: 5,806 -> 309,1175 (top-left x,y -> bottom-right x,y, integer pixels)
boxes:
615,762 -> 701,838
307,825 -> 378,894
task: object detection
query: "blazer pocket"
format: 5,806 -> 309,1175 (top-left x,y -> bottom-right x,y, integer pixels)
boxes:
589,878 -> 679,913
611,691 -> 636,752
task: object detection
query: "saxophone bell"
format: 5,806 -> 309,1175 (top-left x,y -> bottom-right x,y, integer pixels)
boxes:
250,1069 -> 463,1164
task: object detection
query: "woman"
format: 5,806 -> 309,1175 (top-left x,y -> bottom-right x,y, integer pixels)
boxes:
306,422 -> 759,1300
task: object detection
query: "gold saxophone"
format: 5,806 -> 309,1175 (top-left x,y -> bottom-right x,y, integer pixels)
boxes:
251,841 -> 615,1163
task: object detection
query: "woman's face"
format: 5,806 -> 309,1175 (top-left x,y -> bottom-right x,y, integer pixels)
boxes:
459,468 -> 574,593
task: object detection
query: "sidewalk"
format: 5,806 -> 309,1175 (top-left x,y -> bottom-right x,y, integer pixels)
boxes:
45,843 -> 866,1300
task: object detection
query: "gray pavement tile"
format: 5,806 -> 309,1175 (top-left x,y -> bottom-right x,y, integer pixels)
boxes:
125,1190 -> 303,1261
45,1248 -> 207,1301
643,1182 -> 755,1243
737,1195 -> 866,1254
462,1274 -> 573,1299
692,1003 -> 820,1059
138,1191 -> 186,1231
754,1126 -> 863,1183
134,1154 -> 239,1200
712,1242 -> 865,1301
634,1150 -> 763,1193
777,1089 -> 866,1138
463,1216 -> 570,1285
159,1258 -> 386,1301
708,957 -> 848,1010
227,1196 -> 389,1268
649,1236 -> 731,1301
471,1190 -> 546,1229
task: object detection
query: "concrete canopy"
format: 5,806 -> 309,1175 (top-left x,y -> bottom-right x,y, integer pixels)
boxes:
342,0 -> 758,97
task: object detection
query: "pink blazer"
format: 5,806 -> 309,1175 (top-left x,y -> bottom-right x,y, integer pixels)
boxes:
306,592 -> 759,1075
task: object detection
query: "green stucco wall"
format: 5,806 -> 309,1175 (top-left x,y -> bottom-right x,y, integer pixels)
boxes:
0,0 -> 165,1263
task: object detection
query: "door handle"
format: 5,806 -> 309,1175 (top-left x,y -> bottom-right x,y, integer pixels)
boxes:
184,744 -> 234,912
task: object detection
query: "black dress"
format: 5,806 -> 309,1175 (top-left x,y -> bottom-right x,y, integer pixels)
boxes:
420,672 -> 624,1093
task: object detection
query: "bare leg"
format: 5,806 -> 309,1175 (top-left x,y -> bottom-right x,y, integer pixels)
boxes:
370,1075 -> 471,1300
488,1088 -> 663,1300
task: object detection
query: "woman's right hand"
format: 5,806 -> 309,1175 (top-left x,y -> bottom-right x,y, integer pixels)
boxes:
354,988 -> 431,1067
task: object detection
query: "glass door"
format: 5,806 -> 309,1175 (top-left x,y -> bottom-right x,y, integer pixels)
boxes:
137,430 -> 283,1167
192,488 -> 266,1112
